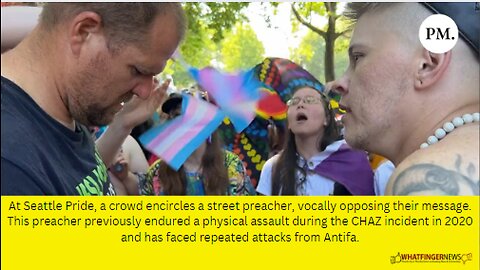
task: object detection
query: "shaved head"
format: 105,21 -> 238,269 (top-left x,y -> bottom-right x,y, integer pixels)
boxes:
345,3 -> 432,50
345,2 -> 478,93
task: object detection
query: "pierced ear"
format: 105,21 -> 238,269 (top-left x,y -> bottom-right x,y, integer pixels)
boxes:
69,11 -> 103,56
415,49 -> 451,89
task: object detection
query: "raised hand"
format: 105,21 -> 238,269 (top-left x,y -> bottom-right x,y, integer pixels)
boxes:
114,78 -> 170,131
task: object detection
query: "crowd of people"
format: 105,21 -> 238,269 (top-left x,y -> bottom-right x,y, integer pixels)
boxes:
1,3 -> 478,196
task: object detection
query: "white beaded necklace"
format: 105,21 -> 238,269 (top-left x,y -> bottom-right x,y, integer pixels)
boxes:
420,112 -> 480,149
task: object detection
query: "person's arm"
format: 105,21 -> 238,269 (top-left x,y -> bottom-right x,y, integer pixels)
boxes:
1,6 -> 42,53
256,155 -> 277,196
96,79 -> 170,167
108,147 -> 142,195
110,171 -> 140,195
123,135 -> 149,173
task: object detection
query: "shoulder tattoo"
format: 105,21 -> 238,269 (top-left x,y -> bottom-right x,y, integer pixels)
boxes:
392,155 -> 479,195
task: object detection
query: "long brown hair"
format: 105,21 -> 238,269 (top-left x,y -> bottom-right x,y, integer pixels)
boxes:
271,91 -> 340,195
155,132 -> 229,195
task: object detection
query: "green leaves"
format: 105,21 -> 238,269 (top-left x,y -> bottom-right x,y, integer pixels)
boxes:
183,2 -> 249,43
291,31 -> 349,83
220,23 -> 265,72
290,2 -> 351,81
165,3 -> 251,87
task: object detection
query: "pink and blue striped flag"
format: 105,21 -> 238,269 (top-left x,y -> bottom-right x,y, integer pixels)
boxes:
140,67 -> 262,170
140,94 -> 225,170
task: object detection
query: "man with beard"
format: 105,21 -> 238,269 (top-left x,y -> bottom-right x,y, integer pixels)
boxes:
1,3 -> 186,195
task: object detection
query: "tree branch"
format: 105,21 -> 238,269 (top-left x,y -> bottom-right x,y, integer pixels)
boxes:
325,2 -> 332,13
291,3 -> 326,38
334,29 -> 350,39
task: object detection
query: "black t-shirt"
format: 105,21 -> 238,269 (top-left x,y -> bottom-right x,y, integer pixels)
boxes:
1,76 -> 115,195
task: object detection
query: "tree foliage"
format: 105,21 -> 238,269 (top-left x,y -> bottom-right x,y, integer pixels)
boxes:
183,2 -> 250,43
291,31 -> 349,83
220,23 -> 265,72
160,2 -> 251,88
162,2 -> 352,87
290,2 -> 351,81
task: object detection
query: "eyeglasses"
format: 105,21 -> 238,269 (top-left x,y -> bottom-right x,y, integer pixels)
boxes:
286,95 -> 323,107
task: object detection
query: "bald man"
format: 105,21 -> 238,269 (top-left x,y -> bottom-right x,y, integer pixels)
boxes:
331,3 -> 479,195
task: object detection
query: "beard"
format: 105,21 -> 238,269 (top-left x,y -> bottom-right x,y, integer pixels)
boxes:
66,55 -> 122,127
84,104 -> 117,127
69,95 -> 118,127
344,76 -> 408,153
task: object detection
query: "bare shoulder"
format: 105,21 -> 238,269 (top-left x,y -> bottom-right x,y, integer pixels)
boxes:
386,126 -> 479,195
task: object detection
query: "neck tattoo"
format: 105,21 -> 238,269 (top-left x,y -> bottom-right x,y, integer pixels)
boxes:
420,112 -> 479,149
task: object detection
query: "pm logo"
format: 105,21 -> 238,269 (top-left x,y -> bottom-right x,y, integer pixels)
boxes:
426,27 -> 453,40
419,14 -> 458,54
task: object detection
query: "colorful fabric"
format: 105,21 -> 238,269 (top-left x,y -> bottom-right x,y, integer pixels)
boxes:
254,57 -> 344,115
140,150 -> 256,196
256,85 -> 288,121
218,117 -> 273,188
254,57 -> 325,103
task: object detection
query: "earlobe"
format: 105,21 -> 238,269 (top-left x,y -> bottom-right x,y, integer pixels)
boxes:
69,11 -> 103,56
415,49 -> 451,90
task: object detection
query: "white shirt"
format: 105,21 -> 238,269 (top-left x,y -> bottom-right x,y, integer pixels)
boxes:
374,160 -> 395,196
257,140 -> 347,195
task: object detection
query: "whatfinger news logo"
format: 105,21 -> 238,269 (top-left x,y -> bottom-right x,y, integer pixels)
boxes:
390,252 -> 472,264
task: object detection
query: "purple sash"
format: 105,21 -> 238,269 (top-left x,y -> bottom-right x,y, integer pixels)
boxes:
314,142 -> 374,195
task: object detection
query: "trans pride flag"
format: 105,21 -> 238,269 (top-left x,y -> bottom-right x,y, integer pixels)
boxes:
189,67 -> 261,132
139,94 -> 224,170
140,67 -> 262,171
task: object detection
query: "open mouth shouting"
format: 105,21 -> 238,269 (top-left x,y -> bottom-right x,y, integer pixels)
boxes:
296,112 -> 309,124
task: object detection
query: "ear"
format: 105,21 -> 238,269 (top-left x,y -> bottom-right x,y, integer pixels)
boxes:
414,49 -> 451,90
69,11 -> 103,56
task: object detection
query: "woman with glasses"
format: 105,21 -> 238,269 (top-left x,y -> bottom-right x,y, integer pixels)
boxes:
255,58 -> 374,195
140,89 -> 256,196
